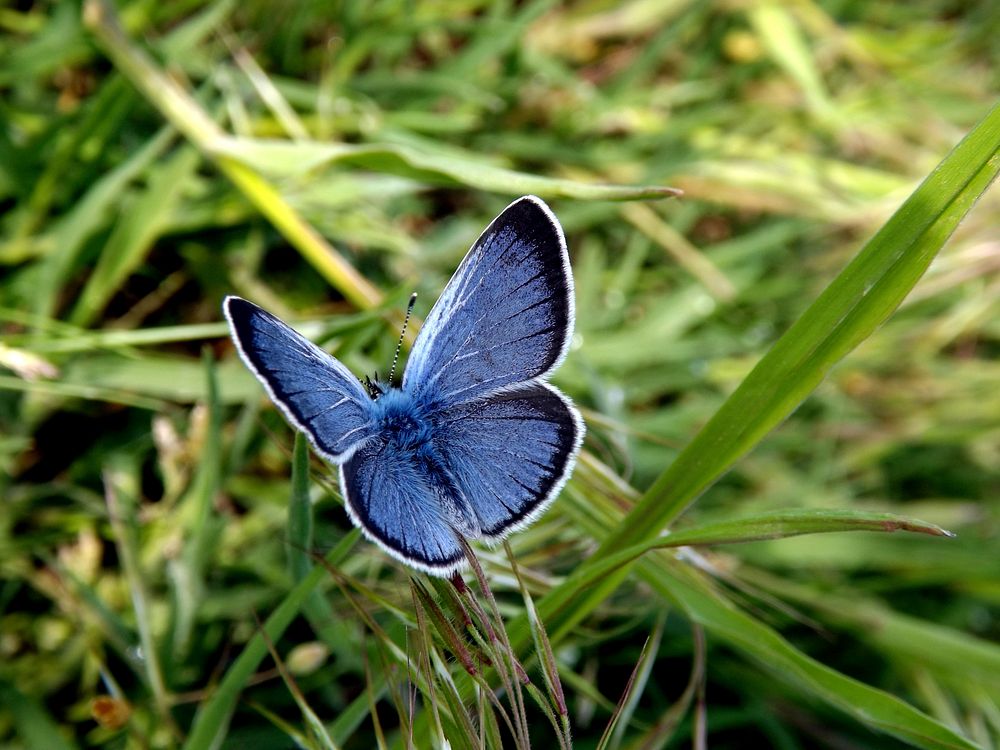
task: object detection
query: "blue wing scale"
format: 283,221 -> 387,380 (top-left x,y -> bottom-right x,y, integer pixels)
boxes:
404,196 -> 575,406
433,382 -> 584,539
340,439 -> 465,574
224,296 -> 376,462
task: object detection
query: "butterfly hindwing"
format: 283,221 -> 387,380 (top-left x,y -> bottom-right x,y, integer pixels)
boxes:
224,296 -> 376,462
432,382 -> 584,539
340,438 -> 466,574
403,196 -> 574,406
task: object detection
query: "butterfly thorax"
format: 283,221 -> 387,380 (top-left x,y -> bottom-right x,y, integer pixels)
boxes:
370,387 -> 433,452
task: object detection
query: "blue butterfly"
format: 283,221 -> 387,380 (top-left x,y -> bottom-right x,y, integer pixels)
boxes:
224,196 -> 584,576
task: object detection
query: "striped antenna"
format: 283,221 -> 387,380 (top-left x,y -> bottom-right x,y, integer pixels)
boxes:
388,293 -> 418,387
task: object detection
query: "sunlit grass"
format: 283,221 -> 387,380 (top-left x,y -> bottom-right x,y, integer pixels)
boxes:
1,1 -> 998,748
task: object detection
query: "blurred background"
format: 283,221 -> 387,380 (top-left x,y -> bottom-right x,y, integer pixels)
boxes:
1,0 -> 998,748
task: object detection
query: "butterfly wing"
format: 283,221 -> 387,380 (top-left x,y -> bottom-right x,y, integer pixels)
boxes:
340,438 -> 466,575
227,195 -> 582,573
224,296 -> 377,463
403,196 -> 574,406
432,382 -> 584,540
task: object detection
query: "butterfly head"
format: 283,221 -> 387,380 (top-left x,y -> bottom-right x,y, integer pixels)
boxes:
363,294 -> 419,402
363,373 -> 386,400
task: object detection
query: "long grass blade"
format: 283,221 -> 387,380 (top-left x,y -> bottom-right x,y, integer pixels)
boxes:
522,100 -> 1000,648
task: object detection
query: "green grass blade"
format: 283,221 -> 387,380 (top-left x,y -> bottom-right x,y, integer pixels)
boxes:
182,530 -> 361,750
749,4 -> 835,120
532,509 -> 955,624
57,354 -> 256,404
602,612 -> 665,750
644,559 -> 982,750
287,433 -> 313,582
82,0 -> 383,310
69,144 -> 201,327
17,321 -> 231,353
209,136 -> 681,201
0,373 -> 168,411
531,99 -> 1000,640
285,431 -> 362,670
30,124 -> 175,320
626,99 -> 1000,542
166,352 -> 225,664
0,682 -> 79,750
103,460 -> 175,734
663,508 -> 955,545
745,573 -> 1000,691
253,613 -> 342,750
2,75 -> 133,262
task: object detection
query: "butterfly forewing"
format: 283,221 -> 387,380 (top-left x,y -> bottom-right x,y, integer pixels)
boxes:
403,196 -> 574,407
224,296 -> 377,462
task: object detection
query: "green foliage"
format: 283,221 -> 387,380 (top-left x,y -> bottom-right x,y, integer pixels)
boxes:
1,1 -> 998,748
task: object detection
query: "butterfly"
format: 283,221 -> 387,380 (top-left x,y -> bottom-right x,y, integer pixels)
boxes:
224,196 -> 584,576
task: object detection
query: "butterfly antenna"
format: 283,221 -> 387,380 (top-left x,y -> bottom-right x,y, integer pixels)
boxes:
388,293 -> 418,387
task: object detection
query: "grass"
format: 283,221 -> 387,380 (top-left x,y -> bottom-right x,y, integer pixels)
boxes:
1,1 -> 999,748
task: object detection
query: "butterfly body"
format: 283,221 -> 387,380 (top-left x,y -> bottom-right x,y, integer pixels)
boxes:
371,387 -> 434,452
225,196 -> 583,576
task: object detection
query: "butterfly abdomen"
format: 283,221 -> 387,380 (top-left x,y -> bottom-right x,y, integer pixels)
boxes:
367,387 -> 483,538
